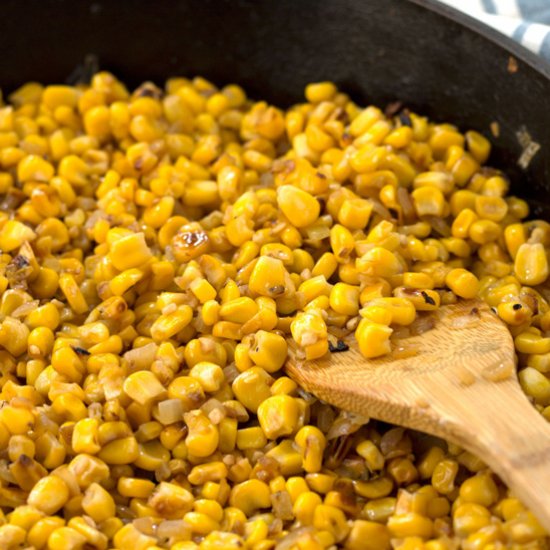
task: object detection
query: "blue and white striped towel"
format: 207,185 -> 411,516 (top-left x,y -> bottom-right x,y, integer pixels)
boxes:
436,0 -> 550,61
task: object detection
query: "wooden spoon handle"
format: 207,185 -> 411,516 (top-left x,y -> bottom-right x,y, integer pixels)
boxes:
431,377 -> 550,529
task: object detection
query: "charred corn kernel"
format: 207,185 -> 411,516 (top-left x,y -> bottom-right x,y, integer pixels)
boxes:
258,395 -> 299,439
355,319 -> 392,358
445,268 -> 479,299
81,482 -> 116,523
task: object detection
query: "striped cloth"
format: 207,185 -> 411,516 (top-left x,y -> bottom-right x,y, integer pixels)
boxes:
436,0 -> 550,61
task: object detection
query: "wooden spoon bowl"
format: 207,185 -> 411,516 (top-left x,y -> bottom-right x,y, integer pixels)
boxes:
286,299 -> 550,530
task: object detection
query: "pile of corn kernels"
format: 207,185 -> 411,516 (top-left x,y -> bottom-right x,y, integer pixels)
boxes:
0,72 -> 548,549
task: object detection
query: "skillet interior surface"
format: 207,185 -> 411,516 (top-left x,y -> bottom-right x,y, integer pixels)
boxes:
1,0 -> 550,214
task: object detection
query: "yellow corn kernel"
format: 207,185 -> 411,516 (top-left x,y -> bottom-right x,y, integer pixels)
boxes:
124,370 -> 166,405
305,82 -> 337,103
290,309 -> 329,360
81,482 -> 116,523
431,458 -> 458,494
411,186 -> 445,217
329,282 -> 360,316
518,367 -> 550,404
516,330 -> 550,355
113,524 -> 158,550
190,278 -> 217,304
313,504 -> 350,543
27,475 -> 69,515
248,330 -> 287,373
229,479 -> 271,517
277,185 -> 320,227
150,305 -> 193,341
453,503 -> 492,537
345,520 -> 391,550
97,436 -> 139,465
0,220 -> 36,251
236,427 -> 267,450
108,231 -> 152,271
220,296 -> 258,323
72,418 -> 100,454
465,130 -> 491,163
445,268 -> 479,299
257,395 -> 299,439
387,513 -> 433,539
514,242 -> 549,285
109,268 -> 143,296
17,154 -> 54,182
248,256 -> 287,298
184,410 -> 219,457
458,473 -> 498,507
58,273 -> 88,314
357,247 -> 403,277
330,224 -> 355,261
294,426 -> 326,473
475,195 -> 508,222
118,477 -> 156,499
189,361 -> 224,393
355,319 -> 392,358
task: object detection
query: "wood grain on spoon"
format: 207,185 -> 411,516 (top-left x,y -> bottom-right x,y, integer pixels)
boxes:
286,299 -> 550,530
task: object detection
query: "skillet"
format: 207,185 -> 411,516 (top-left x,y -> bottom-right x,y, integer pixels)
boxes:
1,0 -> 550,215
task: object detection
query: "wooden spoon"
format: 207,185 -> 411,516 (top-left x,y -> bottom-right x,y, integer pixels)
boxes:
286,299 -> 550,530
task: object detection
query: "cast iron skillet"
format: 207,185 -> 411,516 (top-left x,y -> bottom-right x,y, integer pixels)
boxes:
2,0 -> 550,215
